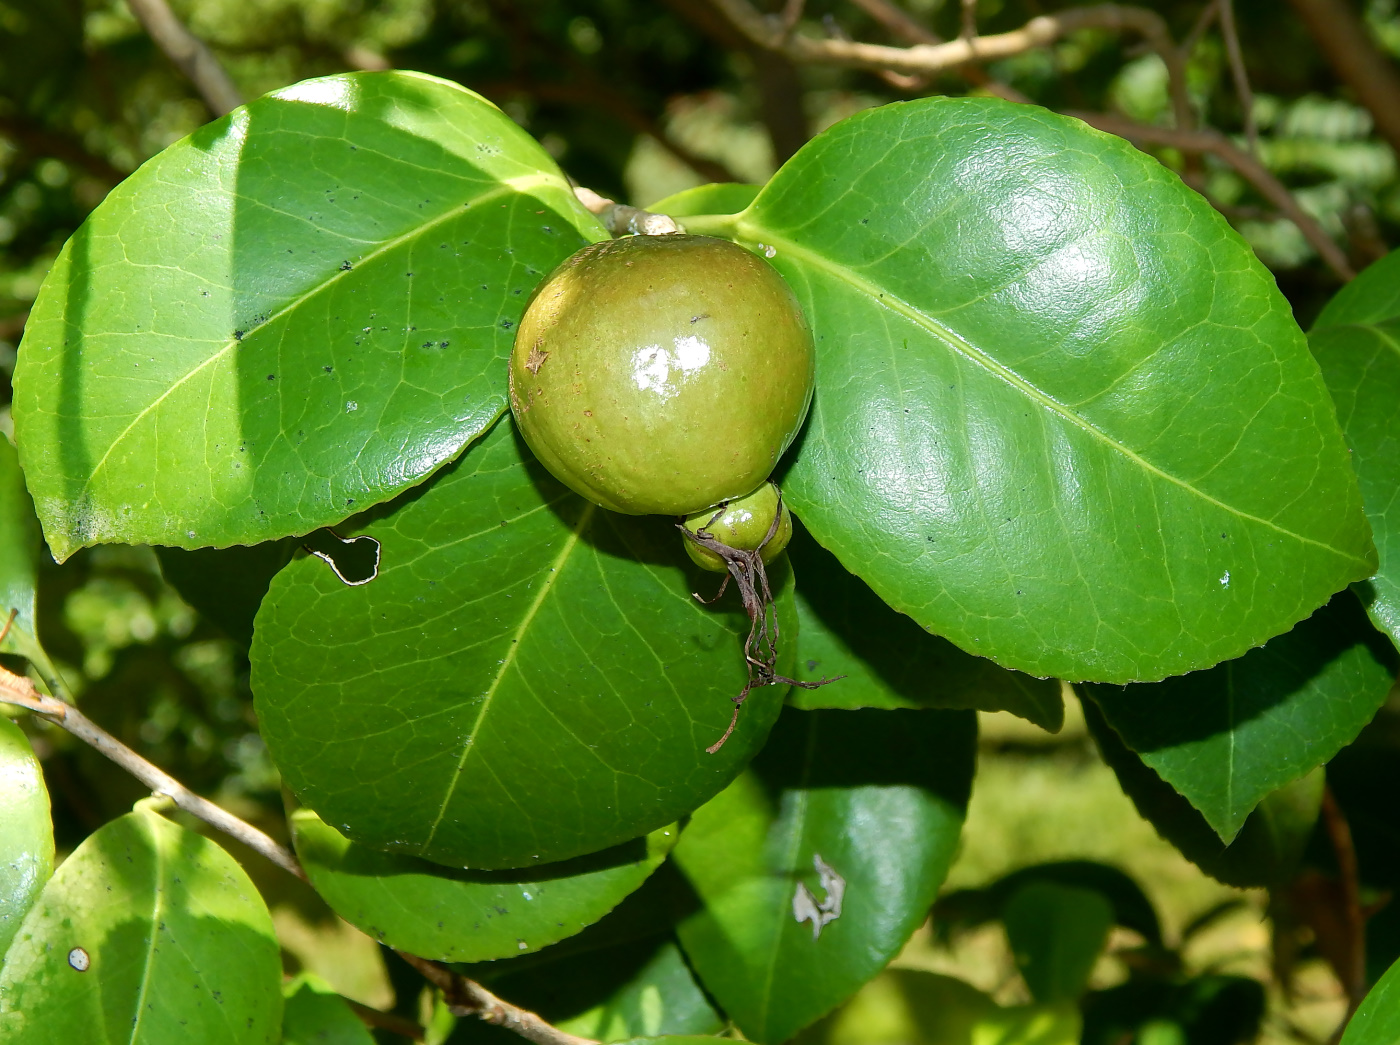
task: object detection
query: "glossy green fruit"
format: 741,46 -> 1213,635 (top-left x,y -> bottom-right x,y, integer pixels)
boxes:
683,483 -> 792,573
509,234 -> 814,516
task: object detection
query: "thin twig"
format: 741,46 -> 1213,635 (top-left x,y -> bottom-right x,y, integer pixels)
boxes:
710,1 -> 1192,127
125,0 -> 244,116
1321,786 -> 1367,1018
960,0 -> 978,40
0,115 -> 127,184
0,663 -> 305,879
1179,0 -> 1220,58
344,999 -> 425,1040
1287,0 -> 1400,158
574,186 -> 683,236
1217,0 -> 1258,153
395,951 -> 597,1045
1070,111 -> 1355,281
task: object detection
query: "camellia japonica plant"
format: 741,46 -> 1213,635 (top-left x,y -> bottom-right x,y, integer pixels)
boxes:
1,69 -> 1399,1045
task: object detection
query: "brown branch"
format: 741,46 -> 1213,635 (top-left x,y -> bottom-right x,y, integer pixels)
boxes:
710,1 -> 1192,127
1286,0 -> 1400,158
1217,0 -> 1258,152
0,115 -> 126,184
395,951 -> 597,1045
344,999 -> 425,1040
1070,111 -> 1355,282
1321,785 -> 1367,1018
125,0 -> 244,117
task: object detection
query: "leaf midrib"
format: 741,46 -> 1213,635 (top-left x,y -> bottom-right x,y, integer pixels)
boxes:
739,222 -> 1369,568
419,501 -> 596,853
125,818 -> 166,1045
79,174 -> 560,494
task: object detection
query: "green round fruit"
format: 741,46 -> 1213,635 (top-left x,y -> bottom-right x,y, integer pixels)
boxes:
682,482 -> 792,573
508,234 -> 814,516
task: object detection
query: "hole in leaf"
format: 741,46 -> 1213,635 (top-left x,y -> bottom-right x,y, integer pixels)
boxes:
302,530 -> 380,586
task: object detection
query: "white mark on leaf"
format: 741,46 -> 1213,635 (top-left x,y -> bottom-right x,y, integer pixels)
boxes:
792,853 -> 845,941
68,947 -> 90,971
1219,570 -> 1230,587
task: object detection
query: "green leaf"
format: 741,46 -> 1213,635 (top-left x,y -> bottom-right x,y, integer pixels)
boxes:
0,807 -> 282,1043
1085,591 -> 1395,842
794,969 -> 1080,1045
289,805 -> 677,962
1084,697 -> 1327,887
1003,881 -> 1114,1004
12,70 -> 604,561
673,706 -> 974,1044
156,541 -> 296,646
649,183 -> 762,218
786,520 -> 1062,730
0,716 -> 52,958
253,418 -> 793,870
282,974 -> 374,1045
554,940 -> 725,1042
1343,953 -> 1400,1045
724,98 -> 1374,683
0,437 -> 41,662
1310,251 -> 1400,648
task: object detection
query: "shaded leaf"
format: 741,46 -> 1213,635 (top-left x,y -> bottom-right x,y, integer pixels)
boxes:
1310,250 -> 1400,647
1343,953 -> 1400,1045
1084,697 -> 1326,888
0,437 -> 41,662
0,716 -> 52,957
1083,976 -> 1264,1045
0,807 -> 282,1043
554,940 -> 724,1042
253,418 -> 792,870
289,805 -> 677,962
1003,881 -> 1114,1003
12,70 -> 603,560
673,706 -> 974,1044
724,97 -> 1373,683
649,183 -> 762,218
793,969 -> 1080,1045
156,540 -> 296,646
282,974 -> 374,1045
1085,592 -> 1395,842
786,519 -> 1062,730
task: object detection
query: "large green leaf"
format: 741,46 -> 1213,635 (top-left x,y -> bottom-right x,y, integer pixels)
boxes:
289,805 -> 676,962
673,706 -> 974,1044
1084,697 -> 1327,887
253,418 -> 793,870
786,520 -> 1062,730
1343,953 -> 1400,1045
0,716 -> 52,958
1310,250 -> 1400,647
12,70 -> 604,561
1085,591 -> 1395,842
707,98 -> 1374,684
0,437 -> 41,662
282,975 -> 374,1045
0,807 -> 282,1043
1003,881 -> 1113,1004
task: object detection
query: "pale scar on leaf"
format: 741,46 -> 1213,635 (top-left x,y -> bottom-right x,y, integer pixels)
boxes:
792,853 -> 845,941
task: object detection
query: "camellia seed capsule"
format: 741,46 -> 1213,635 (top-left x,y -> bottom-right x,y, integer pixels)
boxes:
508,234 -> 814,517
682,482 -> 791,573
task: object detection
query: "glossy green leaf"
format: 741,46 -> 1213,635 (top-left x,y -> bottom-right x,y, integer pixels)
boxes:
1084,697 -> 1327,887
0,437 -> 41,662
934,860 -> 1161,947
794,969 -> 1080,1045
718,98 -> 1374,683
1003,881 -> 1114,1003
1310,250 -> 1400,647
649,183 -> 762,218
12,70 -> 604,561
0,716 -> 52,958
0,807 -> 282,1043
253,418 -> 793,870
673,706 -> 974,1044
282,974 -> 374,1045
289,805 -> 677,962
1085,591 -> 1395,842
786,520 -> 1062,730
1343,953 -> 1400,1045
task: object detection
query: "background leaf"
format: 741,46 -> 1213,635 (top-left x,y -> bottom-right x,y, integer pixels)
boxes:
649,183 -> 761,218
1084,698 -> 1327,888
731,97 -> 1373,683
672,706 -> 974,1044
12,70 -> 604,560
0,437 -> 40,660
1342,954 -> 1400,1045
0,716 -> 52,957
282,974 -> 374,1045
1085,592 -> 1395,842
290,806 -> 676,962
156,541 -> 295,647
786,520 -> 1062,730
1309,249 -> 1400,647
0,807 -> 282,1043
254,418 -> 793,870
1003,881 -> 1114,1004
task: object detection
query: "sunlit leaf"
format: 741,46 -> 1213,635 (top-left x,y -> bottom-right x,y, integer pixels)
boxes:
0,717 -> 52,958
